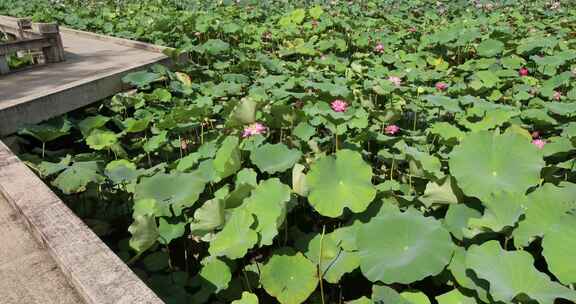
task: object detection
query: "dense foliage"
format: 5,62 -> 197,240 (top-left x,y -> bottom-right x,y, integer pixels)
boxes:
6,0 -> 576,303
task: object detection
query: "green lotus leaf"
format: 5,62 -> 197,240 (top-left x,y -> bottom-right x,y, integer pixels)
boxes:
122,71 -> 160,88
466,240 -> 576,304
435,289 -> 477,304
305,232 -> 359,284
193,160 -> 220,183
331,221 -> 362,251
419,176 -> 459,207
37,155 -> 72,177
307,149 -> 376,217
449,131 -> 544,200
422,95 -> 461,113
474,70 -> 499,88
372,285 -> 410,304
447,247 -> 489,302
190,197 -> 225,236
293,122 -> 316,141
261,250 -> 318,304
231,292 -> 259,304
209,208 -> 258,259
250,143 -> 302,174
542,214 -> 576,285
105,159 -> 138,185
428,122 -> 465,142
404,146 -> 443,180
542,136 -> 574,157
443,204 -> 481,240
52,161 -> 104,194
134,172 -> 206,217
202,39 -> 230,55
133,199 -> 160,218
128,214 -> 159,253
468,191 -> 527,233
309,6 -> 323,19
357,205 -> 455,284
400,290 -> 431,304
18,117 -> 72,143
143,131 -> 168,153
521,108 -> 558,126
176,152 -> 201,172
477,39 -> 504,57
197,257 -> 232,293
547,102 -> 576,117
85,129 -> 118,150
230,97 -> 257,126
158,218 -> 185,245
513,182 -> 576,247
214,136 -> 242,179
347,297 -> 372,304
462,108 -> 519,133
236,168 -> 258,187
148,88 -> 172,103
77,115 -> 110,137
123,117 -> 151,133
243,178 -> 292,246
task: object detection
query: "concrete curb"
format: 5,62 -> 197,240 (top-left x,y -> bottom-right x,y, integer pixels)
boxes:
0,141 -> 164,303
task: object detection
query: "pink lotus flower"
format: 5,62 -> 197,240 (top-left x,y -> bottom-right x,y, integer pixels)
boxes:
435,82 -> 448,91
242,122 -> 267,138
408,27 -> 417,33
374,43 -> 385,53
388,76 -> 402,87
519,67 -> 529,77
331,99 -> 348,112
553,91 -> 562,101
532,139 -> 546,149
385,124 -> 400,135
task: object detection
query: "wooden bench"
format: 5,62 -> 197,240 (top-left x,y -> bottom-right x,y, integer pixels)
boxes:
0,18 -> 64,74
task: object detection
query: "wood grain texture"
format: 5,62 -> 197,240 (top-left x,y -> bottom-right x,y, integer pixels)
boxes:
0,140 -> 164,304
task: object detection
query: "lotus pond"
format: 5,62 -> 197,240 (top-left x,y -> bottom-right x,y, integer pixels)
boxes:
5,0 -> 576,303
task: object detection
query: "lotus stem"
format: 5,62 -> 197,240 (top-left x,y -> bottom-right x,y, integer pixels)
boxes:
318,225 -> 326,304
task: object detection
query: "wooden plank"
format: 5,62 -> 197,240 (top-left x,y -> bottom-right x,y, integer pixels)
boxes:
0,141 -> 164,304
0,17 -> 41,39
0,38 -> 52,55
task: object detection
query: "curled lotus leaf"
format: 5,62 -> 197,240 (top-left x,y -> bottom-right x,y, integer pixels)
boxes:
134,172 -> 206,217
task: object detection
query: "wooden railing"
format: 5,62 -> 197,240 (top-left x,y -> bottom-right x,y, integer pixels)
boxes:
0,18 -> 64,74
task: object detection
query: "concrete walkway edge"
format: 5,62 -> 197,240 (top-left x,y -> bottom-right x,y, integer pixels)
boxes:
0,140 -> 163,304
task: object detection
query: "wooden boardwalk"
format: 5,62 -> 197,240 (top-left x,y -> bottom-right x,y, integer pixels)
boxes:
0,16 -> 166,304
0,15 -> 170,136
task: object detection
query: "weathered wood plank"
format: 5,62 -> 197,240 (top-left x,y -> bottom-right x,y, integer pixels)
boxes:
0,141 -> 164,304
0,38 -> 52,55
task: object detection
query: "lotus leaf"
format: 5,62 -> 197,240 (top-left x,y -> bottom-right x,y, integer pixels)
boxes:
357,206 -> 454,284
449,131 -> 544,200
307,150 -> 376,217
